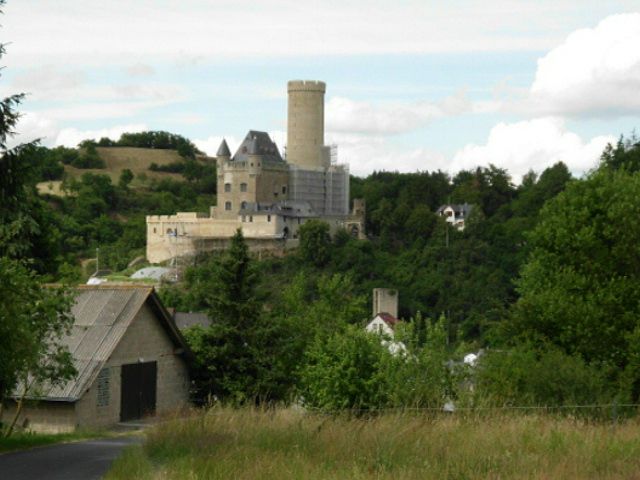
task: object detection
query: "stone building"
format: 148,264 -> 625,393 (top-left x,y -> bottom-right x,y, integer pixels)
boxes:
146,80 -> 363,264
2,285 -> 191,433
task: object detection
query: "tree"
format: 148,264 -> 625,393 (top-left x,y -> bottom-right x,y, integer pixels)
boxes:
0,258 -> 76,435
184,229 -> 288,403
509,162 -> 640,399
298,219 -> 331,267
118,168 -> 134,190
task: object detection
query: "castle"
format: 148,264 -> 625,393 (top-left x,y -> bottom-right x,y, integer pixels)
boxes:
146,80 -> 365,264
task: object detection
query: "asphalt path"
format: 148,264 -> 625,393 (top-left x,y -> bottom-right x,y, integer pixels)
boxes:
0,436 -> 142,480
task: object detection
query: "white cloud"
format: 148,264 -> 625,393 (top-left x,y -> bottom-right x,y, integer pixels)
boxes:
124,63 -> 156,77
55,124 -> 148,148
8,111 -> 59,148
452,117 -> 615,180
528,13 -> 640,116
5,1 -> 635,68
326,91 -> 493,136
326,132 -> 447,177
10,112 -> 149,149
194,135 -> 241,158
7,66 -> 186,105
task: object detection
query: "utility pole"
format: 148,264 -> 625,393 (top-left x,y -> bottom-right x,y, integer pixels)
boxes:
95,247 -> 100,275
445,223 -> 449,248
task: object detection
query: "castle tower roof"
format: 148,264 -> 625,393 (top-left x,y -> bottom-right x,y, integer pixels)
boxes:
247,136 -> 259,155
232,131 -> 283,163
216,138 -> 231,157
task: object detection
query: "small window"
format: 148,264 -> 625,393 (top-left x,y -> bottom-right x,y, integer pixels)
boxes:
249,216 -> 253,222
241,201 -> 247,210
153,228 -> 156,233
267,215 -> 271,223
282,186 -> 287,194
225,201 -> 232,211
240,183 -> 247,192
224,183 -> 231,193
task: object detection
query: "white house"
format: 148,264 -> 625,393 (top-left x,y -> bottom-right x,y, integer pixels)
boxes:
436,203 -> 473,231
365,288 -> 406,355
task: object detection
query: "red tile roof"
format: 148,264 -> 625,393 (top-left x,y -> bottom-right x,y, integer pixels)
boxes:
376,312 -> 400,328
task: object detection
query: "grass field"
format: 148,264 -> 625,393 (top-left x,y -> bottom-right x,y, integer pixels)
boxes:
36,147 -> 188,196
71,147 -> 186,182
106,407 -> 640,479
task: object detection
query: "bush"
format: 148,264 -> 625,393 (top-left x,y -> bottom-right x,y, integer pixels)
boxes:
300,325 -> 392,411
473,343 -> 616,409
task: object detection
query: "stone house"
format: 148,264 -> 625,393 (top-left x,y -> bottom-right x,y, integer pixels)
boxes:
2,285 -> 191,433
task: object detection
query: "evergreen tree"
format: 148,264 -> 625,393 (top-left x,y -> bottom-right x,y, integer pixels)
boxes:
184,229 -> 287,403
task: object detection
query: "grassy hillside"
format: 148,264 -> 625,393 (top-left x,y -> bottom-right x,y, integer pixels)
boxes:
66,147 -> 187,182
107,408 -> 640,480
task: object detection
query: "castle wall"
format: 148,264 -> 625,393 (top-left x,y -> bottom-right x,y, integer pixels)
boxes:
216,159 -> 289,219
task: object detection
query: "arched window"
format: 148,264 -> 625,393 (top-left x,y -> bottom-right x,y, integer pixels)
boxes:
241,201 -> 247,210
224,183 -> 231,192
225,201 -> 232,211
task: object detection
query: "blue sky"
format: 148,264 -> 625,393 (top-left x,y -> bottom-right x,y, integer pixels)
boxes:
3,1 -> 640,179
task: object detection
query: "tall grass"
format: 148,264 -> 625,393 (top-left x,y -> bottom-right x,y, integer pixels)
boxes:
106,407 -> 640,479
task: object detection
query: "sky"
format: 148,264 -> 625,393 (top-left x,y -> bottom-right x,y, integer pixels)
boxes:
3,1 -> 640,180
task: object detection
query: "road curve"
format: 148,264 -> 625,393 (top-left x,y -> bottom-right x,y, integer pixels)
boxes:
0,436 -> 141,480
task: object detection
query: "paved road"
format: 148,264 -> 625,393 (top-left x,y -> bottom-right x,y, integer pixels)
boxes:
0,436 -> 141,480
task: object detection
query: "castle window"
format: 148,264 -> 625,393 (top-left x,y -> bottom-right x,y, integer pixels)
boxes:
224,183 -> 231,193
282,186 -> 287,194
153,228 -> 156,233
241,201 -> 247,210
240,183 -> 247,192
267,215 -> 271,223
225,201 -> 232,211
249,216 -> 253,222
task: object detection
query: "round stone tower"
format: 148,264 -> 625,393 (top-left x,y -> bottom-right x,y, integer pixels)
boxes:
287,80 -> 326,169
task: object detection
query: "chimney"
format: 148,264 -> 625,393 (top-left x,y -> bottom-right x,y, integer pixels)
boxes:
372,288 -> 398,318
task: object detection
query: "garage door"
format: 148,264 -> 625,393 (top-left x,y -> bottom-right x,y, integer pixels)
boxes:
120,361 -> 157,421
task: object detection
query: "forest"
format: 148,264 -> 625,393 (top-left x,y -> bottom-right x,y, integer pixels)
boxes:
3,108 -> 640,413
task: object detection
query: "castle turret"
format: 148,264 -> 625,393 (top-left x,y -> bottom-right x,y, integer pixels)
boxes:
216,138 -> 231,158
216,138 -> 231,170
287,80 -> 326,170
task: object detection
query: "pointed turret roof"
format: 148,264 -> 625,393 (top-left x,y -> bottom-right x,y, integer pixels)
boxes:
216,138 -> 231,157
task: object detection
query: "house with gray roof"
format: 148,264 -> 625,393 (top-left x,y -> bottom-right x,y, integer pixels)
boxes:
436,203 -> 473,231
2,285 -> 191,433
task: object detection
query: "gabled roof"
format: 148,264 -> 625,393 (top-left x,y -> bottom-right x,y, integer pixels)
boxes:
232,131 -> 283,163
15,285 -> 190,402
374,312 -> 400,329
